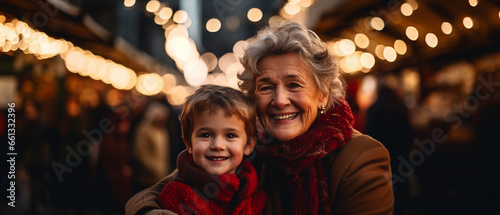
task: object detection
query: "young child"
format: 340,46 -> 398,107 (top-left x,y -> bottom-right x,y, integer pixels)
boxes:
158,84 -> 266,215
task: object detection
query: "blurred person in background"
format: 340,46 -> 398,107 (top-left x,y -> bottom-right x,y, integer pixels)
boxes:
132,101 -> 171,193
95,112 -> 134,214
365,83 -> 414,215
19,99 -> 53,213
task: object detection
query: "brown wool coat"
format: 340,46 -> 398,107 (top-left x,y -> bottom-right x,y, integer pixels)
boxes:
125,130 -> 394,215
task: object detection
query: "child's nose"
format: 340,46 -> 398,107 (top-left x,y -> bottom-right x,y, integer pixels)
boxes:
210,136 -> 226,151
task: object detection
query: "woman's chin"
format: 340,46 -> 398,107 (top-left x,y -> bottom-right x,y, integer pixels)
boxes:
271,131 -> 298,143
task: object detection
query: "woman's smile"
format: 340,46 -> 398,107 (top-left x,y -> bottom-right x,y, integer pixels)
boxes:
272,113 -> 299,121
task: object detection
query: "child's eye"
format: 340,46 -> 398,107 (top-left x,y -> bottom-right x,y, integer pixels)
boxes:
199,133 -> 211,138
226,133 -> 237,139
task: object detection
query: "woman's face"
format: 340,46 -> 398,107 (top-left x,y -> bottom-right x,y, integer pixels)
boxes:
255,53 -> 327,142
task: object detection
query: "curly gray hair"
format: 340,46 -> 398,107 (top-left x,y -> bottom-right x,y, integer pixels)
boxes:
238,22 -> 345,110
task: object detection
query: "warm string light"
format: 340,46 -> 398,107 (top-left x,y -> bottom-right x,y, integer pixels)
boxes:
463,17 -> 474,29
469,0 -> 478,7
0,18 -> 142,91
316,0 -> 497,74
279,0 -> 314,20
124,0 -> 136,8
143,0 -> 245,104
247,8 -> 263,22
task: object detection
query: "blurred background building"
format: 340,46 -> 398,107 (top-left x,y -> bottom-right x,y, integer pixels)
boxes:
1,0 -> 499,214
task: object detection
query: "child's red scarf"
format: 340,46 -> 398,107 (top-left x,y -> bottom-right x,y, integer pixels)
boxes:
258,99 -> 354,215
158,150 -> 266,214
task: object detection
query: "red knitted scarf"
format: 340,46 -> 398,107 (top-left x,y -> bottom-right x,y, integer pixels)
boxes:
258,99 -> 354,215
158,150 -> 266,214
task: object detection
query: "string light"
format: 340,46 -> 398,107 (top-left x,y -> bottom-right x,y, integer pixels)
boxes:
124,0 -> 136,8
394,40 -> 407,55
146,0 -> 161,13
406,26 -> 419,41
298,0 -> 313,8
162,74 -> 177,93
370,17 -> 385,31
354,33 -> 369,49
247,8 -> 263,22
401,3 -> 413,16
173,10 -> 189,24
206,18 -> 221,32
136,73 -> 163,96
158,7 -> 173,20
463,17 -> 473,29
0,19 -> 151,92
375,44 -> 386,60
469,0 -> 478,7
283,2 -> 301,16
383,46 -> 397,62
360,52 -> 375,69
441,22 -> 453,35
338,39 -> 356,56
425,33 -> 438,48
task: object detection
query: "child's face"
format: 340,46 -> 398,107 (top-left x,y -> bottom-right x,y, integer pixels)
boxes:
187,108 -> 254,175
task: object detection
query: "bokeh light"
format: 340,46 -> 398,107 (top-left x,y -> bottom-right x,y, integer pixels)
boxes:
173,10 -> 189,24
441,22 -> 453,35
383,46 -> 397,62
425,33 -> 438,48
394,39 -> 407,55
360,52 -> 375,69
233,40 -> 248,59
354,33 -> 369,49
183,58 -> 208,87
200,52 -> 217,72
406,26 -> 419,41
247,8 -> 263,22
401,3 -> 413,16
469,0 -> 478,7
146,0 -> 160,13
136,73 -> 164,96
124,0 -> 136,7
463,17 -> 473,29
206,18 -> 221,32
370,17 -> 385,31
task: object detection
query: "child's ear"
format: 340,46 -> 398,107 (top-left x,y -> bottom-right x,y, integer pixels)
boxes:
244,138 -> 256,156
183,138 -> 193,154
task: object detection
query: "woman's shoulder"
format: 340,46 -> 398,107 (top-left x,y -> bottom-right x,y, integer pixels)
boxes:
347,130 -> 385,149
324,130 -> 394,214
336,130 -> 387,159
323,129 -> 390,175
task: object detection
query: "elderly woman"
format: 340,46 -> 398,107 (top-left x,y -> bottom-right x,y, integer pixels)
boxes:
125,22 -> 394,215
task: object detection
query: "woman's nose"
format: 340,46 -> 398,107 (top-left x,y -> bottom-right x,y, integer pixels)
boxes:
271,86 -> 290,109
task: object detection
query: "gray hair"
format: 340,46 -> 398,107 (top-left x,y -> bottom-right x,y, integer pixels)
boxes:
238,22 -> 345,110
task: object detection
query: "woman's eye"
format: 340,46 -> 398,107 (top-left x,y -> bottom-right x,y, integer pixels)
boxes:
257,86 -> 272,92
288,82 -> 301,88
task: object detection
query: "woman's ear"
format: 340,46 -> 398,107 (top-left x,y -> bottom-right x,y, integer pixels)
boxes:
320,94 -> 328,108
244,138 -> 257,156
